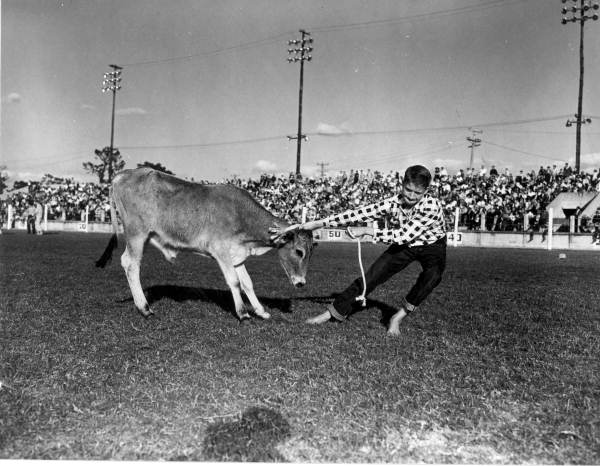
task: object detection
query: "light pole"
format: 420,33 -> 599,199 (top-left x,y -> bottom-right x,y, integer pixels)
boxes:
287,30 -> 313,179
467,128 -> 482,178
102,64 -> 122,182
561,0 -> 598,172
317,161 -> 329,178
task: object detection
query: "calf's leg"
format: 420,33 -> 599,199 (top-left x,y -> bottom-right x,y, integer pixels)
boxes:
235,264 -> 270,319
121,235 -> 153,317
214,256 -> 250,321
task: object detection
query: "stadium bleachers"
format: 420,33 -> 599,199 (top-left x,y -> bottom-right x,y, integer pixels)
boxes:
1,165 -> 599,232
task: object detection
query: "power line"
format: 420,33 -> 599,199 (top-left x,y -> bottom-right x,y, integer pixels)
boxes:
310,115 -> 575,138
122,33 -> 292,67
484,128 -> 600,135
312,0 -> 520,34
6,114 -> 584,167
111,115 -> 583,159
326,142 -> 455,170
121,135 -> 285,151
119,0 -> 520,68
365,144 -> 455,167
482,139 -> 567,162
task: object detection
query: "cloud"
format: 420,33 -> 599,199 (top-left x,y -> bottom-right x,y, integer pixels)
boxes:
116,107 -> 147,116
582,152 -> 600,167
4,92 -> 22,104
431,158 -> 464,170
254,160 -> 277,173
3,170 -> 44,181
564,152 -> 600,172
316,122 -> 352,136
2,169 -> 93,183
80,103 -> 95,110
301,164 -> 322,178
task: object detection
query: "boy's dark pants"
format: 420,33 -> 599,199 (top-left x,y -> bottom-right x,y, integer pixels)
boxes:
27,216 -> 36,234
331,237 -> 446,320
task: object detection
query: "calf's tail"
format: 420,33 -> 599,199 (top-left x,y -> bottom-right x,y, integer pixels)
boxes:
95,186 -> 119,268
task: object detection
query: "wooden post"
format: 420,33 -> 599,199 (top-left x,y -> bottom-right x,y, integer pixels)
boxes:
547,208 -> 553,250
454,207 -> 460,247
7,204 -> 13,230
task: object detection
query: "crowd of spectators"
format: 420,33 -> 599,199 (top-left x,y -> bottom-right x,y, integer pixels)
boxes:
228,162 -> 600,233
0,174 -> 110,225
2,163 -> 599,233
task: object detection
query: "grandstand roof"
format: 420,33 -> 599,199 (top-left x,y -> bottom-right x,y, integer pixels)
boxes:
580,194 -> 600,219
547,192 -> 599,219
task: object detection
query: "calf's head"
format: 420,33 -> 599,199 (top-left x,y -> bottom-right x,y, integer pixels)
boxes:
275,229 -> 316,288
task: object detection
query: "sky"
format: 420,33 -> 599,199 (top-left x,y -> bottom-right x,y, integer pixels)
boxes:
2,0 -> 600,183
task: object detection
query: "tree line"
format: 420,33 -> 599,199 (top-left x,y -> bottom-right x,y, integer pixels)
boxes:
0,147 -> 174,196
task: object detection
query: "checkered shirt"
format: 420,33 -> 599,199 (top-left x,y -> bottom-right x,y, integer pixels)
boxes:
324,193 -> 446,246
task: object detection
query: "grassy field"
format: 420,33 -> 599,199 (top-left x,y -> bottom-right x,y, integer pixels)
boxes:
1,231 -> 599,462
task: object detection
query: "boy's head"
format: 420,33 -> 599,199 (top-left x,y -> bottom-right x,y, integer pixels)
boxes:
404,165 -> 432,188
400,165 -> 431,208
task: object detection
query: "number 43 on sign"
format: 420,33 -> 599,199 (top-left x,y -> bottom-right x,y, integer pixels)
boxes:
447,232 -> 462,244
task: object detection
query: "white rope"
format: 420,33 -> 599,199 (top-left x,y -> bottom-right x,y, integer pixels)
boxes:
346,227 -> 370,307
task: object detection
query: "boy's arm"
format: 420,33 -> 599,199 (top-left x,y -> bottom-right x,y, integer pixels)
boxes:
300,197 -> 396,230
270,197 -> 396,239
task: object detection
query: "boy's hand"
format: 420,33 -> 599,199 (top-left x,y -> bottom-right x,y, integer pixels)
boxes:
296,219 -> 329,231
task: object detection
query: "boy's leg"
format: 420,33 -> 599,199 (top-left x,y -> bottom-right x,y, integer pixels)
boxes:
307,244 -> 416,323
388,239 -> 447,335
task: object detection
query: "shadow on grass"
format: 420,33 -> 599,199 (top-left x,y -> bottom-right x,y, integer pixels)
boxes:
136,285 -> 293,315
120,286 -> 396,326
0,231 -> 60,236
295,294 -> 399,327
199,407 -> 291,462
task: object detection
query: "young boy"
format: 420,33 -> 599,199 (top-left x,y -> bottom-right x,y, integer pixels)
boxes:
296,165 -> 447,335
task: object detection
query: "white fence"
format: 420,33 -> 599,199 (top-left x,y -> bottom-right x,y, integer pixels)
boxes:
3,205 -> 599,251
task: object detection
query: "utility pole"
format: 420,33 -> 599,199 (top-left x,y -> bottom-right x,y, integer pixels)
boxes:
287,30 -> 313,179
317,162 -> 329,178
102,64 -> 123,182
466,128 -> 482,178
561,0 -> 598,172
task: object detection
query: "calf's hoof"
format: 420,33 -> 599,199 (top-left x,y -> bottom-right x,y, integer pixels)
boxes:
237,312 -> 251,322
139,306 -> 154,318
253,310 -> 271,320
386,328 -> 401,336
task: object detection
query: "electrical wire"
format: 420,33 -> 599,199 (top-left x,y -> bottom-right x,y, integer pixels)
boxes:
310,115 -> 573,138
120,135 -> 285,151
482,139 -> 567,162
120,0 -> 522,68
121,33 -> 292,68
6,113 -> 576,169
312,0 -> 521,34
